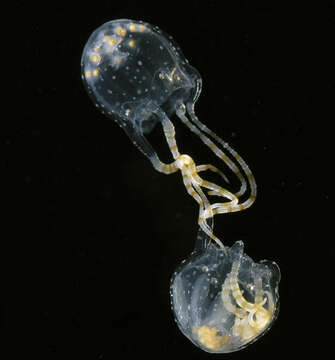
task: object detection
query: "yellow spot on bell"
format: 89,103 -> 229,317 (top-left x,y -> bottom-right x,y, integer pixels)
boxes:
129,24 -> 136,31
129,40 -> 135,47
85,70 -> 91,78
90,54 -> 101,63
117,27 -> 126,36
108,38 -> 115,46
92,69 -> 99,77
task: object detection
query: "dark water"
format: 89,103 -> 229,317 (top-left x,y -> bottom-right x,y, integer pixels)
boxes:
3,1 -> 333,358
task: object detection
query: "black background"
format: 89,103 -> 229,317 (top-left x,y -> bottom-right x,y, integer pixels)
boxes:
3,1 -> 334,359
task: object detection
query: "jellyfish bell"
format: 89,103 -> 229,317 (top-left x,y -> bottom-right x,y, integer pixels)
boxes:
170,230 -> 281,353
81,18 -> 201,159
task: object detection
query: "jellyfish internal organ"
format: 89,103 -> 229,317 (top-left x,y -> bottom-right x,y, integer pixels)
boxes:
81,19 -> 280,353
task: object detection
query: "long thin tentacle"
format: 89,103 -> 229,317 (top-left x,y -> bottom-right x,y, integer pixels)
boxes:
153,107 -> 248,249
196,164 -> 230,184
176,106 -> 248,197
186,103 -> 257,202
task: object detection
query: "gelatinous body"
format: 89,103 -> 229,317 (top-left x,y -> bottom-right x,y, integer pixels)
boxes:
81,19 -> 199,160
81,19 -> 257,248
171,231 -> 280,353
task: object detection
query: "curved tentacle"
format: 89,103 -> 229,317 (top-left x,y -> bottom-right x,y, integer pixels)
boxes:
196,164 -> 230,184
229,262 -> 267,312
176,105 -> 248,198
153,107 -> 255,249
185,103 -> 257,199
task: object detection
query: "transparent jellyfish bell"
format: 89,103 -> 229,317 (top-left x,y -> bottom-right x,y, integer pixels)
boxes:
81,18 -> 201,159
171,231 -> 280,353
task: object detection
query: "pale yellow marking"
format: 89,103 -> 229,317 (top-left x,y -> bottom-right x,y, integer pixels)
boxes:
104,35 -> 110,42
129,24 -> 136,31
85,70 -> 91,78
185,183 -> 192,189
226,204 -> 233,212
170,144 -> 178,151
230,281 -> 240,290
94,47 -> 101,52
92,69 -> 99,77
240,299 -> 248,308
194,326 -> 227,350
129,40 -> 135,47
90,54 -> 101,63
221,154 -> 230,162
164,165 -> 173,174
108,38 -> 116,46
139,25 -> 146,32
116,27 -> 126,36
209,143 -> 216,151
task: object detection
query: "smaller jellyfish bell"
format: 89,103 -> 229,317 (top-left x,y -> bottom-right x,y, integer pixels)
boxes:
170,231 -> 280,353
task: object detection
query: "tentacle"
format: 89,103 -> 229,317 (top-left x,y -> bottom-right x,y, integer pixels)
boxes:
177,155 -> 238,205
186,102 -> 257,202
176,105 -> 248,197
196,164 -> 230,184
207,194 -> 256,217
151,158 -> 180,174
254,276 -> 264,304
221,276 -> 247,318
194,177 -> 238,205
161,117 -> 180,160
192,182 -> 226,248
229,263 -> 265,312
178,155 -> 238,249
130,130 -> 180,175
180,172 -> 224,248
154,106 -> 254,249
192,182 -> 213,224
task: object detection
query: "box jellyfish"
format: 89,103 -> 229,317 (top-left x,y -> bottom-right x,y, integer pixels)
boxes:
81,19 -> 280,353
81,18 -> 256,248
171,230 -> 280,353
